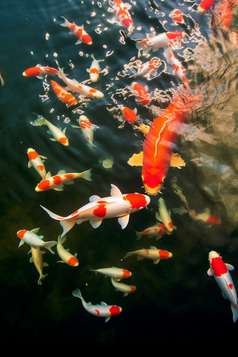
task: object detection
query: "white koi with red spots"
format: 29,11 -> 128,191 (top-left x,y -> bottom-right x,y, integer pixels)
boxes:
207,251 -> 238,322
28,246 -> 48,285
124,246 -> 173,264
35,169 -> 92,192
135,222 -> 172,240
109,0 -> 134,35
72,115 -> 98,149
72,288 -> 122,322
56,235 -> 79,267
27,148 -> 47,179
163,47 -> 189,89
169,9 -> 185,25
86,54 -> 103,82
89,266 -> 132,280
157,197 -> 174,233
34,115 -> 69,146
40,184 -> 151,237
60,17 -> 92,45
132,58 -> 161,80
17,228 -> 57,254
110,277 -> 136,297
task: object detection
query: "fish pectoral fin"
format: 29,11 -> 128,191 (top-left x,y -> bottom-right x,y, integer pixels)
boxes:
53,185 -> 64,191
64,180 -> 74,185
43,262 -> 49,267
207,268 -> 213,276
101,301 -> 107,306
28,161 -> 32,168
225,263 -> 235,271
118,214 -> 130,229
153,259 -> 160,264
170,152 -> 186,168
18,240 -> 24,247
90,218 -> 103,229
105,317 -> 111,323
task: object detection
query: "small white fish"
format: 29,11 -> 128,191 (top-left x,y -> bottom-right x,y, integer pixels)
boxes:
56,235 -> 79,266
28,246 -> 48,285
17,228 -> 57,254
86,54 -> 103,82
72,115 -> 98,149
124,246 -> 173,264
110,277 -> 136,297
72,288 -> 122,322
156,197 -> 174,233
33,114 -> 69,146
90,266 -> 132,280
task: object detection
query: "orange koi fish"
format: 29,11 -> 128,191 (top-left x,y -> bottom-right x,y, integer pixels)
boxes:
197,0 -> 215,13
131,82 -> 150,105
60,16 -> 92,45
124,246 -> 173,264
110,0 -> 134,34
35,169 -> 92,192
27,148 -> 47,179
211,0 -> 236,35
22,65 -> 59,79
142,93 -> 193,196
72,115 -> 98,149
50,80 -> 78,107
163,48 -> 189,89
169,9 -> 185,25
120,106 -> 138,124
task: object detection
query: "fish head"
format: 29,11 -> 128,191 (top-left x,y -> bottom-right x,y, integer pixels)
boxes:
123,193 -> 151,211
17,229 -> 27,239
142,166 -> 166,196
109,305 -> 122,316
59,137 -> 69,146
35,179 -> 50,192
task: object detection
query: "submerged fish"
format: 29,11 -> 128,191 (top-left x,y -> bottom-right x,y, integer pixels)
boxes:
124,246 -> 173,264
28,246 -> 48,285
34,115 -> 69,146
17,228 -> 57,254
60,16 -> 92,45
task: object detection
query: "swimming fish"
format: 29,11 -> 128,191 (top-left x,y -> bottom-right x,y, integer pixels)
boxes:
0,71 -> 5,86
163,47 -> 189,89
156,197 -> 174,233
72,115 -> 98,149
86,54 -> 103,82
56,235 -> 79,266
132,59 -> 161,80
35,169 -> 92,192
124,246 -> 173,264
72,288 -> 122,322
135,222 -> 170,240
169,9 -> 185,25
40,183 -> 151,237
89,266 -> 132,280
110,277 -> 136,297
17,228 -> 57,254
56,61 -> 104,98
22,65 -> 59,79
60,16 -> 92,45
28,246 -> 48,285
109,0 -> 134,35
131,82 -> 151,105
197,0 -> 215,13
207,251 -> 238,323
27,148 -> 47,180
50,80 -> 78,107
120,106 -> 138,124
34,114 -> 69,146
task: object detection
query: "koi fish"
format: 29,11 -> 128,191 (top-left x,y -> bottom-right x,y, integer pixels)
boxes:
207,251 -> 238,322
156,197 -> 174,233
141,93 -> 193,196
135,222 -> 169,240
50,80 -> 78,107
86,54 -> 103,82
124,246 -> 173,264
72,288 -> 122,322
34,114 -> 69,146
131,82 -> 150,105
136,31 -> 185,56
132,59 -> 161,80
17,228 -> 57,254
0,71 -> 5,86
111,277 -> 136,297
22,65 -> 59,79
169,9 -> 185,25
56,61 -> 104,98
28,246 -> 48,285
27,148 -> 47,179
163,48 -> 189,89
197,0 -> 215,13
211,0 -> 236,35
40,183 -> 151,237
60,16 -> 92,45
120,106 -> 138,124
72,115 -> 98,149
35,169 -> 92,192
89,266 -> 132,280
56,235 -> 79,266
109,0 -> 134,35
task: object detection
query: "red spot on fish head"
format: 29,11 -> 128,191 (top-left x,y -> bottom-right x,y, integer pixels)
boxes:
166,31 -> 184,40
90,68 -> 99,75
168,221 -> 173,230
28,149 -> 38,160
159,250 -> 172,259
80,119 -> 92,129
109,305 -> 122,316
122,269 -> 131,278
122,107 -> 137,123
82,34 -> 92,45
23,67 -> 42,77
88,88 -> 97,97
211,256 -> 227,277
59,137 -> 68,146
53,175 -> 62,186
123,193 -> 149,210
93,203 -> 107,217
206,216 -> 221,225
130,286 -> 136,293
122,17 -> 133,29
68,257 -> 79,266
142,166 -> 166,196
17,230 -> 27,239
37,180 -> 50,191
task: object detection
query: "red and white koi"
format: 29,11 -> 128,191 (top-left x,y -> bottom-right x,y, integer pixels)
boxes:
60,16 -> 92,45
120,106 -> 138,124
111,277 -> 136,297
56,62 -> 104,99
40,183 -> 150,236
169,9 -> 185,25
124,246 -> 173,264
22,65 -> 59,79
72,288 -> 122,322
28,246 -> 48,285
50,80 -> 78,107
56,235 -> 79,267
197,0 -> 215,13
132,58 -> 162,80
34,115 -> 69,146
86,54 -> 103,82
109,0 -> 134,35
72,115 -> 98,149
17,228 -> 57,254
35,169 -> 92,192
207,251 -> 238,322
163,47 -> 190,89
27,148 -> 47,180
90,266 -> 132,280
136,31 -> 185,56
156,197 -> 174,233
131,82 -> 151,105
135,222 -> 169,240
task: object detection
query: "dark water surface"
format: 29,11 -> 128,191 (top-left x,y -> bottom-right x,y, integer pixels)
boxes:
1,0 -> 238,343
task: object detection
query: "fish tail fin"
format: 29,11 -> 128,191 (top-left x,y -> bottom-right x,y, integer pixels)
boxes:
72,288 -> 83,300
45,241 -> 58,254
57,234 -> 67,245
123,251 -> 134,259
87,142 -> 96,150
231,304 -> 238,323
172,206 -> 188,215
60,16 -> 68,27
135,231 -> 142,240
81,169 -> 92,181
34,115 -> 47,126
38,274 -> 48,285
60,220 -> 78,237
40,205 -> 65,220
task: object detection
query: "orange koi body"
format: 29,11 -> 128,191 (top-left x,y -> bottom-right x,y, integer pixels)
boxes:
50,80 -> 78,107
61,17 -> 92,45
22,66 -> 59,78
212,0 -> 236,34
121,107 -> 138,123
198,0 -> 215,13
142,94 -> 188,196
131,82 -> 150,105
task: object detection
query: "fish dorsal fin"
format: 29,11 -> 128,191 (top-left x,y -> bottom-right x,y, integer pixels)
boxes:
57,169 -> 66,175
31,227 -> 41,234
89,195 -> 101,202
101,301 -> 107,306
150,246 -> 157,250
110,184 -> 122,196
45,172 -> 52,179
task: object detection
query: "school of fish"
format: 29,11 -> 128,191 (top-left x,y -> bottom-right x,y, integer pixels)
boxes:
8,0 -> 238,323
